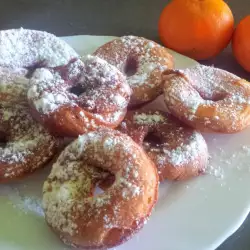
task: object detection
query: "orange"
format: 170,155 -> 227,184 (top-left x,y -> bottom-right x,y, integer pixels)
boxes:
232,15 -> 250,72
158,0 -> 234,60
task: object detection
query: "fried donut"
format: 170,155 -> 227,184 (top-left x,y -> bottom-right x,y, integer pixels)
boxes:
94,35 -> 174,108
43,129 -> 158,249
0,107 -> 58,182
0,28 -> 78,68
118,110 -> 208,181
0,68 -> 58,182
28,56 -> 131,137
163,65 -> 250,133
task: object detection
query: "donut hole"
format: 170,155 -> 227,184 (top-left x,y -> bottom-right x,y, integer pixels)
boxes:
94,186 -> 105,195
68,84 -> 86,96
0,131 -> 8,147
124,56 -> 138,76
144,132 -> 162,147
94,175 -> 114,194
98,174 -> 115,190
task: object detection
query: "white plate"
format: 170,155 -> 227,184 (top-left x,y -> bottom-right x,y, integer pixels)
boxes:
0,35 -> 249,250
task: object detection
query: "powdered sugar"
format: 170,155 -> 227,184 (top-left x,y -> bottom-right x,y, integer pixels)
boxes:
128,62 -> 167,87
163,73 -> 202,114
93,110 -> 125,124
0,107 -> 57,170
28,56 -> 131,116
28,66 -> 69,113
1,185 -> 44,216
14,196 -> 44,216
205,164 -> 224,179
94,35 -> 173,105
184,64 -> 240,100
0,67 -> 30,106
32,91 -> 69,113
0,66 -> 58,179
163,65 -> 250,132
119,110 -> 208,180
32,68 -> 54,81
162,132 -> 207,166
43,129 -> 157,247
134,111 -> 165,125
0,28 -> 78,68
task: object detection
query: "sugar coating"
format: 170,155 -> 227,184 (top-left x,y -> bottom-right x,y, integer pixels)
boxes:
93,109 -> 125,124
120,110 -> 208,180
94,35 -> 173,103
28,55 -> 131,117
43,129 -> 158,247
161,132 -> 207,166
0,28 -> 78,68
0,106 -> 57,178
163,65 -> 250,132
10,192 -> 45,217
134,112 -> 165,125
135,111 -> 207,167
205,164 -> 224,179
0,67 -> 30,106
0,67 -> 57,179
164,65 -> 246,114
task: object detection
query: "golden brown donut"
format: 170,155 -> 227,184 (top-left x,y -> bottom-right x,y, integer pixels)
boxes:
118,110 -> 208,181
28,56 -> 132,137
94,35 -> 174,108
43,129 -> 158,249
0,107 -> 58,182
0,67 -> 58,182
163,65 -> 250,133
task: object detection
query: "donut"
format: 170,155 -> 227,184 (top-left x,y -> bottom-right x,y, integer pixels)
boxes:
43,129 -> 158,249
28,55 -> 132,137
0,68 -> 58,182
118,110 -> 208,181
0,28 -> 78,69
94,35 -> 174,108
0,107 -> 58,182
163,65 -> 250,133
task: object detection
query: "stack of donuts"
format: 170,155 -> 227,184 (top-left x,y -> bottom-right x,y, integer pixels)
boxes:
1,28 -> 250,249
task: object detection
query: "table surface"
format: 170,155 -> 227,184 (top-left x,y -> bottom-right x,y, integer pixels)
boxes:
1,0 -> 250,249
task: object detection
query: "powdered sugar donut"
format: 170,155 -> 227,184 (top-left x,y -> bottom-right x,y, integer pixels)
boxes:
94,35 -> 174,108
118,110 -> 208,181
28,56 -> 131,137
0,28 -> 78,68
43,129 -> 158,249
0,107 -> 58,182
163,65 -> 250,133
0,68 -> 58,182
